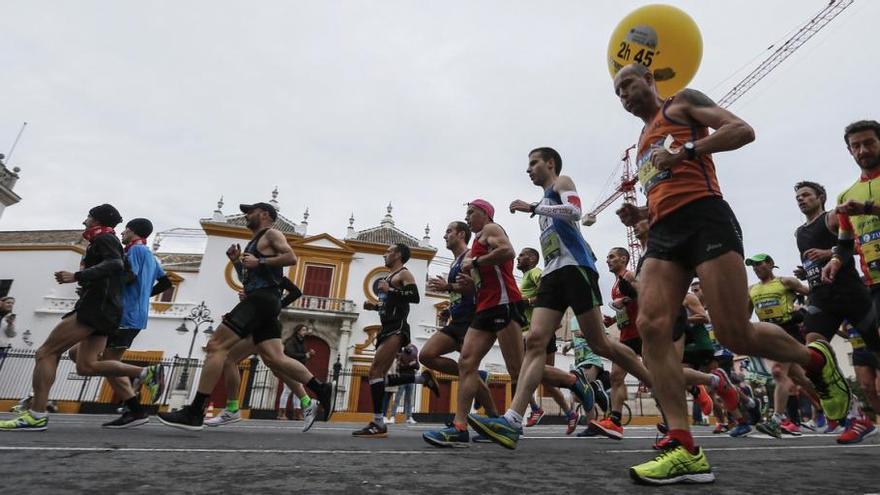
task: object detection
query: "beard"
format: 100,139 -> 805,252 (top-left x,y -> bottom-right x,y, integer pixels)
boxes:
246,217 -> 259,230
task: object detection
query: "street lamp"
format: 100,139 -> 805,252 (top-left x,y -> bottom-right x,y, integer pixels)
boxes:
175,301 -> 214,390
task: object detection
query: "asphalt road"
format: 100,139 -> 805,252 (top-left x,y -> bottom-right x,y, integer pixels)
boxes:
0,414 -> 878,494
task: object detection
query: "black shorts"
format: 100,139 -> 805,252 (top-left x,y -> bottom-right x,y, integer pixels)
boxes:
804,285 -> 875,346
63,307 -> 118,337
645,196 -> 744,270
223,288 -> 282,344
853,349 -> 879,369
683,349 -> 715,369
533,265 -> 603,315
779,321 -> 806,345
471,302 -> 527,333
439,315 -> 472,348
621,337 -> 642,356
106,329 -> 141,350
377,320 -> 411,348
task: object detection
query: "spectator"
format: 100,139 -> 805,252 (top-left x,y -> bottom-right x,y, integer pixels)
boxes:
277,324 -> 314,420
391,343 -> 420,424
0,296 -> 16,350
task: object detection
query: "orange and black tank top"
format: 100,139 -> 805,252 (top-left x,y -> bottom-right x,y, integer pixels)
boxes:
636,95 -> 722,224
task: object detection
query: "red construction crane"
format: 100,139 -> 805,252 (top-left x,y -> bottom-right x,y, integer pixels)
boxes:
582,0 -> 854,271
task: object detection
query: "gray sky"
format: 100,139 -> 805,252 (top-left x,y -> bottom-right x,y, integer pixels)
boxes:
2,0 -> 877,298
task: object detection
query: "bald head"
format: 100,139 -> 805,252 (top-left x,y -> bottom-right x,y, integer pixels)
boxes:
616,63 -> 651,81
614,63 -> 660,121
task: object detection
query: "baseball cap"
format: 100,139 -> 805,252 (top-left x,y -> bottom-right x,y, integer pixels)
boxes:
467,199 -> 495,221
745,253 -> 778,268
239,202 -> 278,221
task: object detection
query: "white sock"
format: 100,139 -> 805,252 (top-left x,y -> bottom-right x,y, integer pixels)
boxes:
503,409 -> 523,429
29,409 -> 48,419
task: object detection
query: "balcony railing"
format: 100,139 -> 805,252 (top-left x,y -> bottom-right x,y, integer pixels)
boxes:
36,297 -> 197,319
286,295 -> 357,314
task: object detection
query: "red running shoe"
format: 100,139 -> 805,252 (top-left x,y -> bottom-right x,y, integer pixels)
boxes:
526,408 -> 544,427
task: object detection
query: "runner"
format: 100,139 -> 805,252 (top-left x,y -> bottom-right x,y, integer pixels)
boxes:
353,243 -> 439,438
421,221 -> 499,422
466,147 -> 652,449
0,205 -> 165,431
611,63 -> 850,485
422,200 -> 527,446
70,217 -> 171,428
517,247 -> 576,431
157,202 -> 333,431
746,253 -> 817,438
841,323 -> 880,440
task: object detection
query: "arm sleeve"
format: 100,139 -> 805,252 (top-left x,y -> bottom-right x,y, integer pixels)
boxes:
395,283 -> 420,303
280,284 -> 303,308
74,237 -> 125,282
533,190 -> 582,221
150,276 -> 173,296
835,213 -> 856,266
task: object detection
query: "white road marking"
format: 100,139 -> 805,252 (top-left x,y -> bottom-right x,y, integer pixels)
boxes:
606,443 -> 880,454
0,446 -> 449,455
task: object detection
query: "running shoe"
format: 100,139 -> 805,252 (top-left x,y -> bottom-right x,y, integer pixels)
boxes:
569,369 -> 595,412
0,410 -> 48,431
577,425 -> 600,437
143,364 -> 166,404
565,409 -> 580,435
421,370 -> 440,397
780,418 -> 803,436
806,341 -> 851,421
205,408 -> 241,427
728,422 -> 752,438
102,411 -> 149,429
824,419 -> 845,434
352,421 -> 387,438
405,417 -> 417,424
656,421 -> 668,434
9,403 -> 25,414
472,432 -> 494,443
526,408 -> 545,427
710,368 -> 739,412
422,425 -> 469,447
589,417 -> 624,440
712,423 -> 729,434
652,434 -> 674,450
386,416 -> 396,425
814,411 -> 827,429
158,405 -> 204,431
800,419 -> 819,432
302,400 -> 319,433
756,417 -> 782,439
466,414 -> 521,450
318,382 -> 334,421
629,445 -> 715,485
836,417 -> 877,444
695,385 -> 713,416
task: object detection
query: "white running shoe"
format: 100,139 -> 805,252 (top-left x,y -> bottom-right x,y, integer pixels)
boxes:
302,401 -> 319,433
406,417 -> 417,424
386,416 -> 396,425
204,409 -> 241,427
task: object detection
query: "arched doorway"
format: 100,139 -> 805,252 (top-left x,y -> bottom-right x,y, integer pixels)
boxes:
274,335 -> 331,410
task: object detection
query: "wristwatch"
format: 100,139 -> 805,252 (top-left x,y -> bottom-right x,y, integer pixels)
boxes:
258,257 -> 267,266
684,141 -> 696,160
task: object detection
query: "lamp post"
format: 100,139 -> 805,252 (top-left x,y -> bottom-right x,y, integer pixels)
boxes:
175,301 -> 214,391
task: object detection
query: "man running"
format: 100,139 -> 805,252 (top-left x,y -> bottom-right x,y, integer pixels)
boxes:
1,205 -> 165,431
466,147 -> 652,449
422,200 -> 527,446
517,248 -> 576,430
158,202 -> 333,430
612,63 -> 849,485
71,218 -> 171,428
353,243 -> 439,438
421,221 -> 499,422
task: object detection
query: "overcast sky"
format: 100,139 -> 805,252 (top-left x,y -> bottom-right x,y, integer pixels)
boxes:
2,0 -> 876,297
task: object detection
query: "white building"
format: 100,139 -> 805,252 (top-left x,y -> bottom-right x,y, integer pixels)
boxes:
0,191 -> 578,415
0,157 -> 22,221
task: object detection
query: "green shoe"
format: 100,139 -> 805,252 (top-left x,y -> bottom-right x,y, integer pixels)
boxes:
0,411 -> 48,432
756,417 -> 782,439
629,445 -> 715,485
807,341 -> 851,421
144,364 -> 166,404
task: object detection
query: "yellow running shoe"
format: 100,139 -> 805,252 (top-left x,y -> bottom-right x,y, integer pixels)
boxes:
807,340 -> 851,420
629,445 -> 715,485
0,410 -> 48,431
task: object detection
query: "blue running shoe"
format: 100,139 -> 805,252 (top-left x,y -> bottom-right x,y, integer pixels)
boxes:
472,432 -> 494,443
569,369 -> 595,412
729,422 -> 752,438
423,426 -> 469,448
467,414 -> 521,450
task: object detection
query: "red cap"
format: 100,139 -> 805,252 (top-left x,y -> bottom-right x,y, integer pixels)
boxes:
468,199 -> 495,220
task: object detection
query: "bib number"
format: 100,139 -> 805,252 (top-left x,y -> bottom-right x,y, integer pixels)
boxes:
540,230 -> 562,264
615,309 -> 630,328
755,298 -> 785,322
861,229 -> 880,274
637,147 -> 671,193
802,259 -> 823,287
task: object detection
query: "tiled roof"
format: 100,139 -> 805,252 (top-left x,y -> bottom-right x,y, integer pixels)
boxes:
156,252 -> 203,272
0,229 -> 86,247
351,226 -> 426,249
202,213 -> 303,236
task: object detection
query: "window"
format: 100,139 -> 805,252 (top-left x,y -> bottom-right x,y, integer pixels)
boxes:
158,286 -> 176,302
0,280 -> 11,298
303,265 -> 334,298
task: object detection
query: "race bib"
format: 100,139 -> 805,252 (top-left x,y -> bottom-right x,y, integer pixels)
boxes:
615,308 -> 630,327
540,229 -> 562,264
449,291 -> 462,307
860,229 -> 880,275
850,333 -> 866,350
755,298 -> 784,322
471,268 -> 482,291
802,258 -> 824,287
637,147 -> 672,193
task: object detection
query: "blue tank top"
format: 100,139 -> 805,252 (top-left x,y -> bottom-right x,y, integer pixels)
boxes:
447,249 -> 476,320
241,229 -> 283,294
537,187 -> 598,275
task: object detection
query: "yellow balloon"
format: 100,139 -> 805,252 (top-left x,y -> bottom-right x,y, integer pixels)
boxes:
607,4 -> 703,98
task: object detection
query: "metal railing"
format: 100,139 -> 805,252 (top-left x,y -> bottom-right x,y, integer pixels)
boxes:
286,296 -> 356,314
